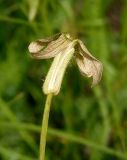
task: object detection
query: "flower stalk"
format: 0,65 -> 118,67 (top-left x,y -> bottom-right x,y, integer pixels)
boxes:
40,93 -> 53,160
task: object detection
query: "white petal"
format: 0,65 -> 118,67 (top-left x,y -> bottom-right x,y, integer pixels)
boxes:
28,33 -> 72,59
43,42 -> 75,95
76,40 -> 103,86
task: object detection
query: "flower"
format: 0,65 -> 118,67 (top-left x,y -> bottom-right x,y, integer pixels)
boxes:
28,33 -> 103,95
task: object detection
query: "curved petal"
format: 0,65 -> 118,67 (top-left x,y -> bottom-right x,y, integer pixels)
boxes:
28,33 -> 72,59
76,40 -> 103,86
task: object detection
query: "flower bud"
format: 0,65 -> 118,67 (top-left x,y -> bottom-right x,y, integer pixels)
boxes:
43,42 -> 75,95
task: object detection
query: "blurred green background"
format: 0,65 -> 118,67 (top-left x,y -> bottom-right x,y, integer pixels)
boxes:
0,0 -> 127,160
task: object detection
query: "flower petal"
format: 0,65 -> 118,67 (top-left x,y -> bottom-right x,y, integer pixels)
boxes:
43,42 -> 75,95
76,40 -> 103,86
28,33 -> 72,59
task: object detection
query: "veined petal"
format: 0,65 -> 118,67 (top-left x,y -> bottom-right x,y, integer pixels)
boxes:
28,33 -> 72,59
28,39 -> 51,53
76,40 -> 103,86
43,41 -> 75,95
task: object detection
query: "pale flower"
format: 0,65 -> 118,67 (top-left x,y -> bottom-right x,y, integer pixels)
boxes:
28,33 -> 103,95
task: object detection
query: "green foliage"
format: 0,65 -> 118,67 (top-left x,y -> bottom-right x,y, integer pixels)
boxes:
0,0 -> 127,159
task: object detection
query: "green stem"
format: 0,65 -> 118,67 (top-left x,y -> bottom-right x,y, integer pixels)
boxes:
40,94 -> 53,160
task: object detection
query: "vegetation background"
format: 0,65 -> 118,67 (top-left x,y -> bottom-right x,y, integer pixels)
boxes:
0,0 -> 127,160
